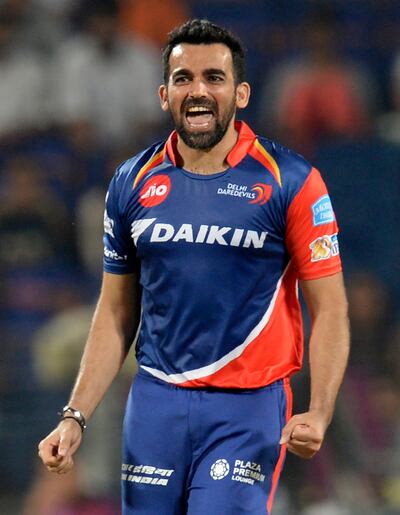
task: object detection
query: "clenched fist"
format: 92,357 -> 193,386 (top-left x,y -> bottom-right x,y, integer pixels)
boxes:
279,410 -> 330,459
38,419 -> 83,474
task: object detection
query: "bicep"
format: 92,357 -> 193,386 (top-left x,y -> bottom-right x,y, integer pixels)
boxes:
98,271 -> 142,334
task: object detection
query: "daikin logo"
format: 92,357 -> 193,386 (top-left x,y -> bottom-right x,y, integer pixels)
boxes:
131,218 -> 268,249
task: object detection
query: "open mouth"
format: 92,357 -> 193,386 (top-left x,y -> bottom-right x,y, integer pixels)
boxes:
185,106 -> 215,129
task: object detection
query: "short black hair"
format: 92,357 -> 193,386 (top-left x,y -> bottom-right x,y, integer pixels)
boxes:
162,19 -> 246,84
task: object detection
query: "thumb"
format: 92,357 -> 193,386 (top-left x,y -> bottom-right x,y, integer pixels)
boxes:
280,421 -> 294,444
57,431 -> 71,457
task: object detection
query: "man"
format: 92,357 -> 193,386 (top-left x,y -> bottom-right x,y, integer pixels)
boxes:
38,19 -> 350,514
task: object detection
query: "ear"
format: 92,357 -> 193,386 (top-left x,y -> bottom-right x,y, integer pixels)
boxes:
235,82 -> 251,109
159,84 -> 169,112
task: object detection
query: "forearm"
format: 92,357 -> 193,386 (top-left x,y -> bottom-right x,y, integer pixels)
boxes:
308,306 -> 350,425
280,273 -> 350,458
66,306 -> 133,421
66,273 -> 140,421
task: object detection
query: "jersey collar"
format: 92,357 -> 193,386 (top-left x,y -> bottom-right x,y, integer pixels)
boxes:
163,121 -> 257,168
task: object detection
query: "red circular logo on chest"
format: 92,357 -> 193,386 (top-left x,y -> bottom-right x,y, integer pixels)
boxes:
139,175 -> 171,207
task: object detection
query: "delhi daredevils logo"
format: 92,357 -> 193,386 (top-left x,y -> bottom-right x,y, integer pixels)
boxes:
249,183 -> 272,205
139,175 -> 171,207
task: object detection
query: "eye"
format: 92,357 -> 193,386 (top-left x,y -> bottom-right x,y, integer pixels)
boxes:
208,74 -> 224,83
173,75 -> 190,84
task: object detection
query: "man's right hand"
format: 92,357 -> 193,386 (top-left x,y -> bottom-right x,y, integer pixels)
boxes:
38,419 -> 83,474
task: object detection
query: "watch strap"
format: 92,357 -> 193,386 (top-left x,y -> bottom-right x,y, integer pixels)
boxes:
59,405 -> 87,432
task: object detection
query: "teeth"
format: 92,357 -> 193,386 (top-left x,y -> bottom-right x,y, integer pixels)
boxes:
187,107 -> 211,113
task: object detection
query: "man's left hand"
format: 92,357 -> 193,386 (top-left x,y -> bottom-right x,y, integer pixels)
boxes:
279,410 -> 329,459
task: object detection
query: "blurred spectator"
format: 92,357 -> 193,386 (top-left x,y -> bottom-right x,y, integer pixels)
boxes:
76,186 -> 107,277
259,6 -> 374,158
75,154 -> 118,278
32,0 -> 78,15
347,271 -> 393,376
337,373 -> 400,514
51,0 -> 165,148
378,47 -> 400,143
313,272 -> 400,514
0,156 -> 76,274
299,500 -> 350,515
119,0 -> 190,48
0,154 -> 81,359
391,50 -> 400,112
0,4 -> 48,142
0,0 -> 69,55
315,137 -> 400,300
384,321 -> 400,387
21,302 -> 136,515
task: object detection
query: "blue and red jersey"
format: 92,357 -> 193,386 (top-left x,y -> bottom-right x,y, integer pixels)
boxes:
104,121 -> 341,389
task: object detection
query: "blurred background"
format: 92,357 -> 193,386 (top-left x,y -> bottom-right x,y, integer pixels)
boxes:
0,0 -> 399,514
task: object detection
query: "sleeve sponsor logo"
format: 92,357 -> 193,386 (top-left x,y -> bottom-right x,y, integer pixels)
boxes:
311,195 -> 335,226
309,234 -> 339,262
104,246 -> 127,261
104,210 -> 115,238
139,174 -> 171,207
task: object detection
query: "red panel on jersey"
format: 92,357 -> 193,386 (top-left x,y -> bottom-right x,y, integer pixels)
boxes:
178,264 -> 303,389
286,167 -> 342,280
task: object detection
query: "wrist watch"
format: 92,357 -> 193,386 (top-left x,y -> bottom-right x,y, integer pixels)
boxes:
59,405 -> 87,432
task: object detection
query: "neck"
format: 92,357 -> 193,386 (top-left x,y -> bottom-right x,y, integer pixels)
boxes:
176,120 -> 238,174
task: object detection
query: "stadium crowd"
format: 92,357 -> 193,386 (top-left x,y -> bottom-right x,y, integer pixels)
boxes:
0,1 -> 399,514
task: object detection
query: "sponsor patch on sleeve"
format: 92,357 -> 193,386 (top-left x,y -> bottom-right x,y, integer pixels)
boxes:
311,195 -> 335,226
309,234 -> 339,262
104,210 -> 115,238
104,246 -> 127,262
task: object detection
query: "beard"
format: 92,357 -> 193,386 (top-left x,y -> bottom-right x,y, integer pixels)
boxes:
171,97 -> 236,150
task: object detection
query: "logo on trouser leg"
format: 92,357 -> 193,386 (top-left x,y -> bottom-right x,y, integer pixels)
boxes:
210,459 -> 230,480
231,460 -> 266,485
121,463 -> 174,486
210,459 -> 266,485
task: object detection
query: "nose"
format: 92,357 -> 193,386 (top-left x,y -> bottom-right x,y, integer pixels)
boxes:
188,77 -> 208,98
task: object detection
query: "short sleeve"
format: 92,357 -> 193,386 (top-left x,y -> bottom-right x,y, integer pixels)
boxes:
286,167 -> 342,280
103,174 -> 136,274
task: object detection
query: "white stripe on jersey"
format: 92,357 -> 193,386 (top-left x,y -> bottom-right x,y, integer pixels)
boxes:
140,264 -> 290,384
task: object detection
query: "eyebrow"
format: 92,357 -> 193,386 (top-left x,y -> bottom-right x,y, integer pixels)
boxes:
171,68 -> 227,78
205,68 -> 226,76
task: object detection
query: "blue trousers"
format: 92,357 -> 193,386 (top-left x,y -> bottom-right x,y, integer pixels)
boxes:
122,372 -> 292,514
